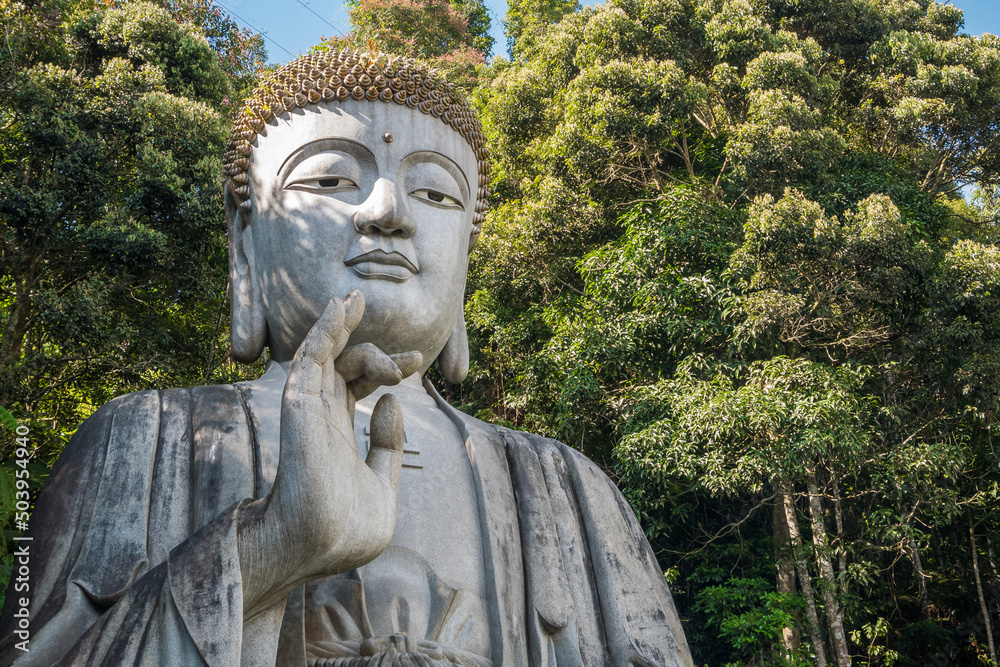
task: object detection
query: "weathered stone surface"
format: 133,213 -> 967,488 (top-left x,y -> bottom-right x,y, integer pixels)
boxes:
0,50 -> 693,667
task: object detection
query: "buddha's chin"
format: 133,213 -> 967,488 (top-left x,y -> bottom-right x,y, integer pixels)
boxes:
348,304 -> 452,362
340,278 -> 459,354
260,273 -> 459,363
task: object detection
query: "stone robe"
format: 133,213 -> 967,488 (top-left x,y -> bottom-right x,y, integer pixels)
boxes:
0,380 -> 692,666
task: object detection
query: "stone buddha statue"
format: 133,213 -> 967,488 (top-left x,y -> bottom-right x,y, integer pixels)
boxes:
0,50 -> 692,667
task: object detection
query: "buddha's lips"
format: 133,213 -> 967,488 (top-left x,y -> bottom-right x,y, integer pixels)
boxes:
344,249 -> 419,274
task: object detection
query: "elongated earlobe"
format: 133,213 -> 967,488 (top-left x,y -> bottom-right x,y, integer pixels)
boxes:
438,309 -> 469,383
227,188 -> 268,363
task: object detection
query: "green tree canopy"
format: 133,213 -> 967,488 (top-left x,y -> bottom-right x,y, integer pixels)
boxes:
0,0 -> 263,466
0,0 -> 265,607
503,0 -> 578,57
321,0 -> 493,89
468,0 -> 1000,663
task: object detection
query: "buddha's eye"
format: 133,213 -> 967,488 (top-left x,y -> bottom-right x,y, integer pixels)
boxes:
285,176 -> 358,193
410,188 -> 464,210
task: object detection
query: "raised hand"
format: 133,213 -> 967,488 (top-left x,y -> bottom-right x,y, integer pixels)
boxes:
237,291 -> 422,619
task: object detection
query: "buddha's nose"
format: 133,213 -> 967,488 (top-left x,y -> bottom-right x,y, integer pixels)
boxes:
353,178 -> 413,239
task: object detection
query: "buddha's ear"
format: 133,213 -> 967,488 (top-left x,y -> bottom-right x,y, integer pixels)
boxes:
438,308 -> 469,383
226,188 -> 268,363
442,222 -> 476,383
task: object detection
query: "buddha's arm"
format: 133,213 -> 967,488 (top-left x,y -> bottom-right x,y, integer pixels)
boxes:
236,292 -> 420,620
0,293 -> 419,666
0,391 -> 247,667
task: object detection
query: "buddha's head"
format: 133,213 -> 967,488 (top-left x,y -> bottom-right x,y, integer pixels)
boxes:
223,50 -> 489,383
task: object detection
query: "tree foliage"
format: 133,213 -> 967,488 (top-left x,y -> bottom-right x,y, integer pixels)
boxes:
503,0 -> 578,57
0,0 -> 264,602
468,0 -> 1000,663
154,0 -> 267,95
320,0 -> 493,89
4,0 -> 1000,661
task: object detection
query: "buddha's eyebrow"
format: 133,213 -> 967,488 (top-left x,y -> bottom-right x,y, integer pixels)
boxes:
277,138 -> 376,181
402,150 -> 470,201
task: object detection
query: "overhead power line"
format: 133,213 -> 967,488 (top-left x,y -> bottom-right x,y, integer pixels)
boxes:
214,0 -> 295,57
297,1 -> 348,38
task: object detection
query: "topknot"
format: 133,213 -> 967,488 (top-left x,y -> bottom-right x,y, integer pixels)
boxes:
224,49 -> 491,247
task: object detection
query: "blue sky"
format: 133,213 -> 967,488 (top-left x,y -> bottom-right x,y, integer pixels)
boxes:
214,0 -> 1000,64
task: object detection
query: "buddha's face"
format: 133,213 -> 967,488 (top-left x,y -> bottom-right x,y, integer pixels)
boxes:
238,101 -> 477,365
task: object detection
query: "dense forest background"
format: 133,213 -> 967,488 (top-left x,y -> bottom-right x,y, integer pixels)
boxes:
3,0 -> 1000,663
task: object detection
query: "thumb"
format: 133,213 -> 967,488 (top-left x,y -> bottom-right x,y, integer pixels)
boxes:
366,393 -> 404,490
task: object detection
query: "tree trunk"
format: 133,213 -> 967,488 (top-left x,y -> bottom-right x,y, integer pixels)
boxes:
903,502 -> 931,620
806,471 -> 851,667
774,491 -> 801,658
909,537 -> 931,620
2,262 -> 34,357
782,483 -> 828,667
832,486 -> 848,608
970,516 -> 998,665
678,119 -> 695,178
203,281 -> 231,383
0,251 -> 39,382
987,538 -> 999,594
989,539 -> 1000,632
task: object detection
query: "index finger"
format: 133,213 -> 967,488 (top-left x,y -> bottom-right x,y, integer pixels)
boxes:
286,295 -> 354,397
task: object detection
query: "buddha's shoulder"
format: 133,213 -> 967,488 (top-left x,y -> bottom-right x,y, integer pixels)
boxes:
451,409 -> 614,487
450,410 -> 645,538
73,384 -> 248,441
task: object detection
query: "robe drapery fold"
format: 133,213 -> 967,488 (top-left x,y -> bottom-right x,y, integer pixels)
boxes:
0,383 -> 692,666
